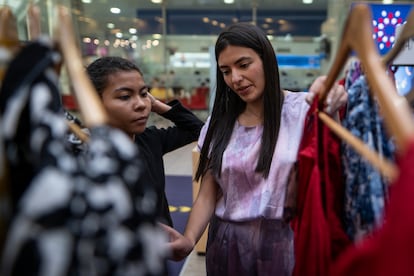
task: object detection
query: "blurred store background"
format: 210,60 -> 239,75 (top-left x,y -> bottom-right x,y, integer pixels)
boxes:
5,0 -> 414,119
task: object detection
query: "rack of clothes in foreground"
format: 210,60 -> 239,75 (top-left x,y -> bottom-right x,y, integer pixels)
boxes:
1,2 -> 414,276
0,5 -> 167,276
289,4 -> 414,276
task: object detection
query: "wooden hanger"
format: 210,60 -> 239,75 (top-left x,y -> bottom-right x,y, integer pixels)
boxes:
382,8 -> 414,67
0,5 -> 19,185
0,6 -> 19,51
67,121 -> 90,143
319,4 -> 414,155
26,3 -> 41,41
54,5 -> 108,127
318,112 -> 397,181
0,5 -> 19,256
0,6 -> 20,82
26,4 -> 90,142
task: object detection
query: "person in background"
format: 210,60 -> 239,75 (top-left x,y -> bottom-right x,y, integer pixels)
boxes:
161,22 -> 347,275
85,56 -> 204,227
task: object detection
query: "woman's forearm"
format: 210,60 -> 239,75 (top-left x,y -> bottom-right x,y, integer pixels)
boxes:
183,169 -> 218,247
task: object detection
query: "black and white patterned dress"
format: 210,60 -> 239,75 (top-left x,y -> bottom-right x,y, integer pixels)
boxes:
0,37 -> 167,276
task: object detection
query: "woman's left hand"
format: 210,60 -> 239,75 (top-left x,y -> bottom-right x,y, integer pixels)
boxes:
306,76 -> 348,115
159,223 -> 194,261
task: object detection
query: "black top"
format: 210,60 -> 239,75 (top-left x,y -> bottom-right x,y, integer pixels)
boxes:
64,99 -> 204,227
134,100 -> 204,226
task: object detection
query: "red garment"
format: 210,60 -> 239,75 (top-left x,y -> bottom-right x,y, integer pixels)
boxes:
291,97 -> 351,276
331,140 -> 414,276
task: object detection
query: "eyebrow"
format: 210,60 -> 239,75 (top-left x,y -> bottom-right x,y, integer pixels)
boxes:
113,85 -> 149,93
219,56 -> 251,70
113,86 -> 133,93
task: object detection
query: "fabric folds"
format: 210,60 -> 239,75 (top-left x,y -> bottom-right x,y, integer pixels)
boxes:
0,38 -> 167,276
291,96 -> 350,276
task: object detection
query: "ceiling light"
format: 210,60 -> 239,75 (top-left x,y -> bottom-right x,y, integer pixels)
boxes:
302,0 -> 313,4
81,0 -> 92,3
129,28 -> 137,34
224,0 -> 234,4
107,23 -> 115,29
383,0 -> 393,3
110,7 -> 121,14
151,0 -> 162,3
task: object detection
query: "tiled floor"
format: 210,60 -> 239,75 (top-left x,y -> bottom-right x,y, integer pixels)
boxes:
163,142 -> 207,276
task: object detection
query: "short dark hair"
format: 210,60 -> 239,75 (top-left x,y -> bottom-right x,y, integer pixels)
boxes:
86,56 -> 143,96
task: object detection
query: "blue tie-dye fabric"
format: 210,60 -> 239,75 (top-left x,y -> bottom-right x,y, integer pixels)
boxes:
341,75 -> 395,242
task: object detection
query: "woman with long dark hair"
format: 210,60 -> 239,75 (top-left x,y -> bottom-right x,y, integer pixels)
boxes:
163,22 -> 347,275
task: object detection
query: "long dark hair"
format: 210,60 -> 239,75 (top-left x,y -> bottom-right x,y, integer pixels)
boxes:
196,22 -> 284,181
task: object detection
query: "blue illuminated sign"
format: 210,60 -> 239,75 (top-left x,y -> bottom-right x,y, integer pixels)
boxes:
367,3 -> 413,55
277,54 -> 321,69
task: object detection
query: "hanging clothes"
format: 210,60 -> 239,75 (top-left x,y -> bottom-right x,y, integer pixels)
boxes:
343,58 -> 363,91
341,69 -> 395,242
331,140 -> 414,276
0,38 -> 167,276
291,97 -> 351,276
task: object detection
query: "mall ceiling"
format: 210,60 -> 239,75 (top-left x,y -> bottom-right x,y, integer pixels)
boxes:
75,0 -> 331,39
77,0 -> 413,38
10,0 -> 414,39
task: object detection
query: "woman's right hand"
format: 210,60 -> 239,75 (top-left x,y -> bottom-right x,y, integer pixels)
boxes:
159,223 -> 195,261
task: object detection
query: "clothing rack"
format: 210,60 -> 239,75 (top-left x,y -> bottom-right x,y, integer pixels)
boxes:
0,5 -> 170,276
318,4 -> 414,181
328,8 -> 414,275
